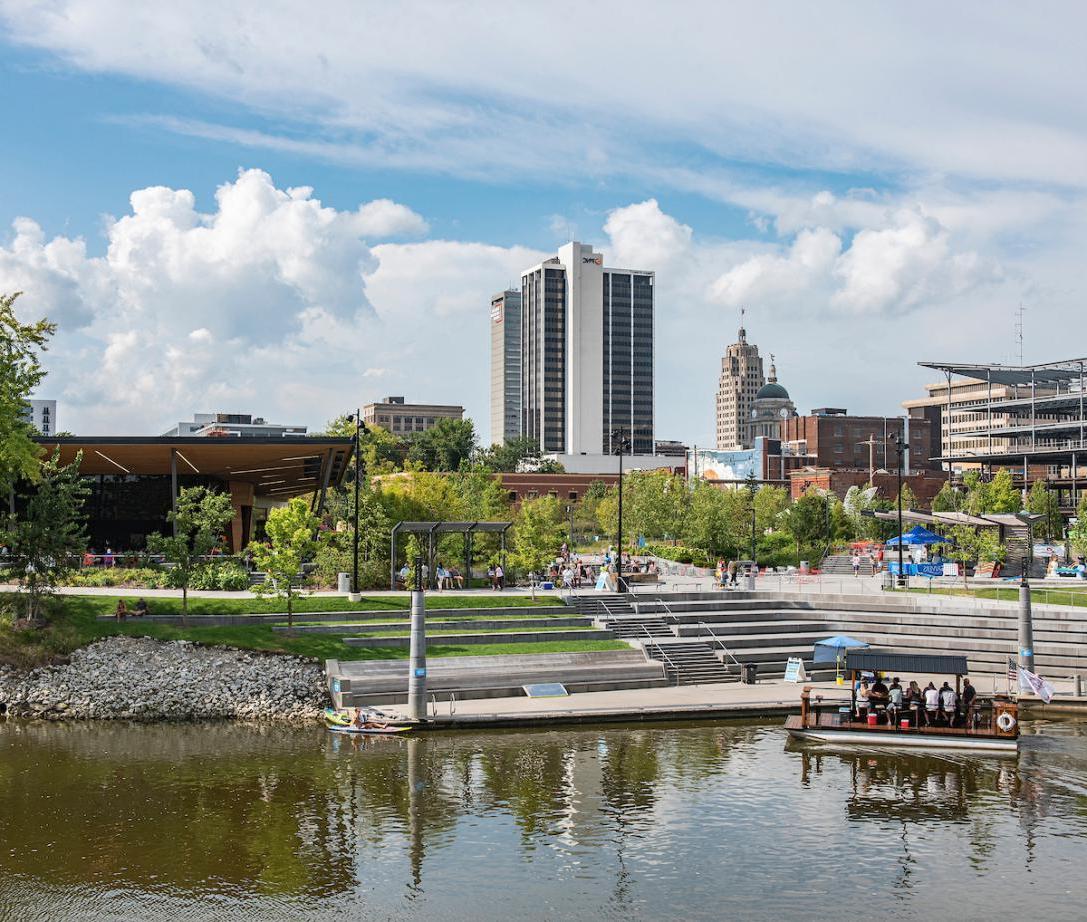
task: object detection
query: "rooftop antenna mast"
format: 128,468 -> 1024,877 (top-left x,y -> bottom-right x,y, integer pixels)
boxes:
1014,302 -> 1026,365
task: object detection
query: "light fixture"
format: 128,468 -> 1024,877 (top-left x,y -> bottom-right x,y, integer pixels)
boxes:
282,455 -> 319,462
94,450 -> 130,474
175,450 -> 200,474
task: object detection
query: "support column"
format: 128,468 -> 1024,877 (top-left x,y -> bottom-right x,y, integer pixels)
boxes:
170,448 -> 178,538
316,448 -> 333,516
227,481 -> 255,553
408,556 -> 427,721
1018,579 -> 1035,674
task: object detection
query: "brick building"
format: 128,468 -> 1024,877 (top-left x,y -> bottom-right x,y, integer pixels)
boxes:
779,408 -> 935,475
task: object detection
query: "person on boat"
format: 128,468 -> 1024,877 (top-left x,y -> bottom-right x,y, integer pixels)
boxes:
923,682 -> 940,725
855,679 -> 870,720
887,678 -> 904,724
868,675 -> 889,722
939,682 -> 958,726
962,677 -> 978,728
906,681 -> 924,727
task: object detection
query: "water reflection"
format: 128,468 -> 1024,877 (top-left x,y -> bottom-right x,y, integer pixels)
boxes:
1,719 -> 1086,920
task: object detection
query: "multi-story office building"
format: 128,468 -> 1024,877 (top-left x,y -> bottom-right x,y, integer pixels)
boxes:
520,241 -> 654,456
23,399 -> 57,436
162,413 -> 307,438
715,323 -> 765,450
489,289 -> 521,446
911,358 -> 1084,509
363,396 -> 464,436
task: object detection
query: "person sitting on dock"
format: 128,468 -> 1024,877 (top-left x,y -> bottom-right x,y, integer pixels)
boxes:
939,682 -> 958,726
923,682 -> 940,725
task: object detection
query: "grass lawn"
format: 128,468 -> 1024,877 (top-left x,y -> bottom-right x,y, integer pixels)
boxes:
909,585 -> 1087,607
61,593 -> 560,618
0,594 -> 617,668
340,624 -> 596,638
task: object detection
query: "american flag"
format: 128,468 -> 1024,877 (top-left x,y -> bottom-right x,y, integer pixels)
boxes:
1007,656 -> 1017,681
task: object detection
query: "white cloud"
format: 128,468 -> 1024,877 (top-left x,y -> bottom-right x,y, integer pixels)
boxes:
603,199 -> 692,270
0,169 -> 432,433
4,2 -> 1087,188
708,208 -> 996,316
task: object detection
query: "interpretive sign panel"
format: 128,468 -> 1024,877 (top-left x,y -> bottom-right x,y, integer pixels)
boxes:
784,658 -> 806,683
523,683 -> 569,698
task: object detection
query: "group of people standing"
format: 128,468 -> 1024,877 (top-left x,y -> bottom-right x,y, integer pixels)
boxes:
855,675 -> 977,728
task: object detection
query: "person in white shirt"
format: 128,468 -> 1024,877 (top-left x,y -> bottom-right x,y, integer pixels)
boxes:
923,683 -> 940,726
939,682 -> 958,725
561,566 -> 574,589
851,553 -> 861,576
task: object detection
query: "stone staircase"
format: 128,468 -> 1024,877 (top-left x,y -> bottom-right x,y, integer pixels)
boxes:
820,553 -> 873,575
645,640 -> 737,685
605,616 -> 674,639
572,593 -> 633,618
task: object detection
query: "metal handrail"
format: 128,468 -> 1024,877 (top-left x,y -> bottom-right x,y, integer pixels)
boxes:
640,622 -> 680,686
698,620 -> 743,672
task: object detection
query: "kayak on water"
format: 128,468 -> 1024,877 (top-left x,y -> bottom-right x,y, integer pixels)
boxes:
326,723 -> 412,735
323,706 -> 412,734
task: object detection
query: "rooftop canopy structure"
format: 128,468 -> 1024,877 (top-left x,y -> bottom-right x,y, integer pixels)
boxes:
918,357 -> 1087,511
389,521 -> 513,590
36,436 -> 353,552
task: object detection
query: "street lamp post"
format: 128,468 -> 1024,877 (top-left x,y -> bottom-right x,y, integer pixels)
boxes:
893,433 -> 905,588
347,409 -> 368,599
612,427 -> 630,593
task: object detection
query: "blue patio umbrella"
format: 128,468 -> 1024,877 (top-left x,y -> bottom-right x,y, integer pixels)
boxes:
813,634 -> 869,664
887,524 -> 953,546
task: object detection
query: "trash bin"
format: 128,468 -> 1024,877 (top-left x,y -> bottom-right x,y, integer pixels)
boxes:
741,663 -> 758,685
745,569 -> 756,591
337,572 -> 351,593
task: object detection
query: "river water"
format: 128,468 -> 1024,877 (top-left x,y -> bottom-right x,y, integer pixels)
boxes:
1,718 -> 1085,921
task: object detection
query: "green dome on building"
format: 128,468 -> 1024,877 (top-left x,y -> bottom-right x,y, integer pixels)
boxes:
756,381 -> 790,400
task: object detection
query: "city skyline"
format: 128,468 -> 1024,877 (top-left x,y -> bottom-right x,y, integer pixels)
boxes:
1,5 -> 1085,447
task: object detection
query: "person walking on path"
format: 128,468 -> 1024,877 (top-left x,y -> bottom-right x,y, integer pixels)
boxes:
851,552 -> 861,576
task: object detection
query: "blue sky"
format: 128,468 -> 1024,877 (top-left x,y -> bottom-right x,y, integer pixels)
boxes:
1,2 -> 1085,445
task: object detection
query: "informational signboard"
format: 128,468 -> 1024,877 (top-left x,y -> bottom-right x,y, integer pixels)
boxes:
523,683 -> 569,698
784,658 -> 807,683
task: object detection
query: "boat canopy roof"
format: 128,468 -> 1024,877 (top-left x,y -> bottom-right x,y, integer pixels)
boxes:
845,650 -> 969,676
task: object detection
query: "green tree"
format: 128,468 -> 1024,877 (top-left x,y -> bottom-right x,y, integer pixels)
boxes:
0,292 -> 57,492
248,497 -> 322,632
2,451 -> 88,622
753,485 -> 788,535
625,470 -> 689,543
946,525 -> 1006,587
1070,494 -> 1087,558
931,481 -> 961,513
785,487 -> 833,564
898,482 -> 918,511
406,418 -> 477,471
509,495 -> 566,574
1026,480 -> 1062,543
985,469 -> 1022,514
474,437 -> 543,472
146,486 -> 235,621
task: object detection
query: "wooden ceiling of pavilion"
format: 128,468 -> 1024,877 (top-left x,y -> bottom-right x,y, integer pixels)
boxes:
35,437 -> 353,500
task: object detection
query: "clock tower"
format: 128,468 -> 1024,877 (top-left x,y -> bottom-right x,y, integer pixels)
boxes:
748,355 -> 797,443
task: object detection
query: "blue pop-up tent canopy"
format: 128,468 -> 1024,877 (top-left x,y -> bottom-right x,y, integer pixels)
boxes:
813,635 -> 869,664
887,525 -> 953,546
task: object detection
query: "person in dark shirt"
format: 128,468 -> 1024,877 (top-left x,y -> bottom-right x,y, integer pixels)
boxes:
962,677 -> 977,727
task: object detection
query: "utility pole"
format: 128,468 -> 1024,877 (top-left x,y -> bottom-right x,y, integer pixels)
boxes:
857,434 -> 880,483
407,555 -> 427,720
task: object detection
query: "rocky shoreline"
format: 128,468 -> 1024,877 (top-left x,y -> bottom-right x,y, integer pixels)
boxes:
0,636 -> 329,722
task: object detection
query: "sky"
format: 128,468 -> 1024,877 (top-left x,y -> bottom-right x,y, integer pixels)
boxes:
1,1 -> 1085,447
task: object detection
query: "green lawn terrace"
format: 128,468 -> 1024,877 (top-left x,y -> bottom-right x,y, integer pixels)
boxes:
0,593 -> 630,668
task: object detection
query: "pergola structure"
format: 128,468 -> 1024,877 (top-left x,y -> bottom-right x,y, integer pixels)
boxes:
389,521 -> 513,590
918,358 -> 1087,508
